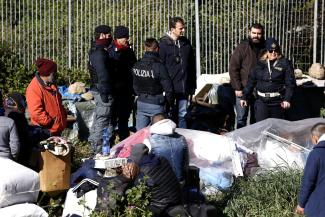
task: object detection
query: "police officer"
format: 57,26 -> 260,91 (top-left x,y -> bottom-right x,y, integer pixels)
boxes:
240,38 -> 296,122
132,38 -> 174,130
107,26 -> 137,140
88,25 -> 114,153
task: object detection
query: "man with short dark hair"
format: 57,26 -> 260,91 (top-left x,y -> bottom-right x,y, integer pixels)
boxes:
229,23 -> 265,128
296,123 -> 325,216
88,25 -> 114,152
159,17 -> 196,128
144,113 -> 189,182
108,26 -> 137,140
132,38 -> 174,130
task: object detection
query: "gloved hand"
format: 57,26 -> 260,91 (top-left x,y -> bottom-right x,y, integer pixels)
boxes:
100,94 -> 109,103
187,88 -> 196,95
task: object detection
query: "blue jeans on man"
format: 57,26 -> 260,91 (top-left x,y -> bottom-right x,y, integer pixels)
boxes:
172,94 -> 188,129
136,101 -> 165,131
235,96 -> 255,129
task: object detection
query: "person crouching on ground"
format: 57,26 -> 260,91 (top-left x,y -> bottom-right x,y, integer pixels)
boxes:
144,113 -> 189,182
26,58 -> 67,137
296,123 -> 325,217
129,143 -> 182,216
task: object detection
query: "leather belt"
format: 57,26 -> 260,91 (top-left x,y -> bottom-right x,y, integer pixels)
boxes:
257,91 -> 280,98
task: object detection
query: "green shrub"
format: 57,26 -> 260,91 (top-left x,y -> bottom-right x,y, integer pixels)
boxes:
0,42 -> 35,94
56,67 -> 90,87
223,168 -> 302,217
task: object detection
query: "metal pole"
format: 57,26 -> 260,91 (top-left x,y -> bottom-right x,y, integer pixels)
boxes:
68,0 -> 72,69
313,0 -> 318,63
195,0 -> 201,76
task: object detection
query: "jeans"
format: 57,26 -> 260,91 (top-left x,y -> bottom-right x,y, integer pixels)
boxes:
171,94 -> 188,128
136,101 -> 165,131
235,96 -> 256,129
88,91 -> 114,152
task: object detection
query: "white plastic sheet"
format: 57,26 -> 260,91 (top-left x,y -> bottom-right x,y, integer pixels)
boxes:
62,188 -> 97,217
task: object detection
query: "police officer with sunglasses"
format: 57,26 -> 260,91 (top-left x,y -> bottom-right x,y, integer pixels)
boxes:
240,38 -> 296,122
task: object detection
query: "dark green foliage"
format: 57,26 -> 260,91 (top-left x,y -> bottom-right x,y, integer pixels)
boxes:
0,42 -> 35,94
223,168 -> 302,217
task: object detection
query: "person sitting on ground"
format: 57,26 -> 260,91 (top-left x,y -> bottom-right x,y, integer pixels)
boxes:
3,93 -> 32,166
129,143 -> 182,216
26,58 -> 67,137
296,122 -> 325,217
0,93 -> 20,160
144,113 -> 189,182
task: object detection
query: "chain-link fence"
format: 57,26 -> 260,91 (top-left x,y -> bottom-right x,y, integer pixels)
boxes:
1,0 -> 324,74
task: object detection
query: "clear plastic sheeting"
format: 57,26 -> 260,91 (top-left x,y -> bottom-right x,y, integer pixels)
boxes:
226,118 -> 325,170
74,101 -> 96,141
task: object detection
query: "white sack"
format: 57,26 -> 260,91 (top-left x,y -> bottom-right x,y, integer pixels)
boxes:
0,158 -> 39,208
0,203 -> 48,217
62,188 -> 97,217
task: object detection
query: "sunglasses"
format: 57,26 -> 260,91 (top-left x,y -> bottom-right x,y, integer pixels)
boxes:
268,49 -> 279,53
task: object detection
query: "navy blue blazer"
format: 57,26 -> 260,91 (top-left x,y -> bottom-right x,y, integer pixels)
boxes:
299,139 -> 325,217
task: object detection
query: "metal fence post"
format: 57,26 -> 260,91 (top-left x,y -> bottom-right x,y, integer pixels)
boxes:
68,0 -> 72,69
195,0 -> 201,76
313,0 -> 318,63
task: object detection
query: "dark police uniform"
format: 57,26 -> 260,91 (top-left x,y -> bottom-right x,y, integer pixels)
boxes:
107,40 -> 137,140
242,56 -> 296,121
132,51 -> 174,130
88,39 -> 115,151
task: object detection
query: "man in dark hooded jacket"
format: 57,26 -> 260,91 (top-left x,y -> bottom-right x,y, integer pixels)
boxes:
159,17 -> 196,129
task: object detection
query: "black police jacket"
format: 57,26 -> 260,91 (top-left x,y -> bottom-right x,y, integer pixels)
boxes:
159,34 -> 196,94
88,42 -> 112,100
243,56 -> 296,101
107,42 -> 137,96
132,51 -> 174,104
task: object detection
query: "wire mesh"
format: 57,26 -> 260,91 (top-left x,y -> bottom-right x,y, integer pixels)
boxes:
0,0 -> 324,74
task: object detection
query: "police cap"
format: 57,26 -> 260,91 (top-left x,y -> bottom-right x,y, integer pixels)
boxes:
265,37 -> 280,51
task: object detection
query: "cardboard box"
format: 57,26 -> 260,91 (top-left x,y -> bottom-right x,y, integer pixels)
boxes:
38,150 -> 71,192
193,84 -> 216,108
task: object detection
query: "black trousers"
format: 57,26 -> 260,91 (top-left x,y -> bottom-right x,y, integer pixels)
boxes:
112,94 -> 135,141
254,98 -> 285,122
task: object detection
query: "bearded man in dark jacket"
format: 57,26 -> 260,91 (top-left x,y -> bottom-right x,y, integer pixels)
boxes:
159,17 -> 196,129
88,25 -> 114,153
107,26 -> 137,140
229,23 -> 265,129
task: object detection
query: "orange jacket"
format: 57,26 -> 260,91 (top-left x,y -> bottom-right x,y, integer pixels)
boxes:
26,75 -> 67,135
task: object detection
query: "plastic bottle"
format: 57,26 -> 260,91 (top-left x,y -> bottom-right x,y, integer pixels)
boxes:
102,128 -> 110,156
